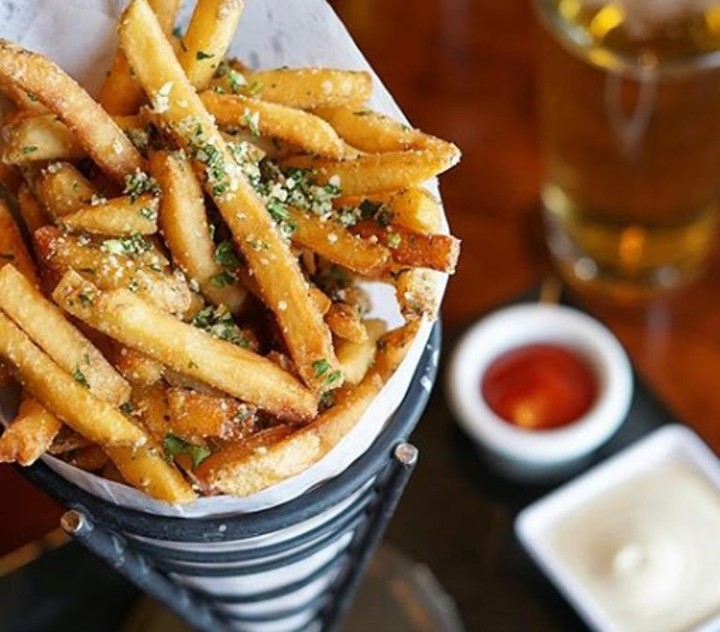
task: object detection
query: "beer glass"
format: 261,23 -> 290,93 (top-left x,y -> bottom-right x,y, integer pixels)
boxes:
535,0 -> 720,296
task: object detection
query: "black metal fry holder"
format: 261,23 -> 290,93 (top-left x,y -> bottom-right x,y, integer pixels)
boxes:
20,324 -> 441,632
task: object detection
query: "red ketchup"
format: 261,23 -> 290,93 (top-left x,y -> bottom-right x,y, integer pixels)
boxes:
481,343 -> 597,430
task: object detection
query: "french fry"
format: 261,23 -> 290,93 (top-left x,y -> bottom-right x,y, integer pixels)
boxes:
281,146 -> 461,196
326,301 -> 367,343
0,40 -> 144,181
211,68 -> 373,110
393,267 -> 440,320
17,185 -> 50,235
34,163 -> 96,218
105,444 -> 196,503
178,0 -> 245,90
310,286 -> 332,315
130,383 -> 170,442
352,222 -> 460,273
285,206 -> 390,276
65,445 -> 109,471
120,0 -> 340,391
196,371 -> 383,496
35,227 -> 193,316
1,113 -> 84,164
334,187 -> 443,234
167,388 -> 258,443
112,346 -> 165,385
0,265 -> 131,406
48,426 -> 92,455
201,91 -> 345,158
98,0 -> 181,114
54,271 -> 318,421
0,77 -> 48,113
0,200 -> 40,286
335,318 -> 386,385
0,311 -> 146,447
59,194 -> 159,236
149,150 -> 247,313
0,395 -> 62,465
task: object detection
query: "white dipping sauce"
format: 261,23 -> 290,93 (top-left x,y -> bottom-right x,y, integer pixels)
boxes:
549,459 -> 720,632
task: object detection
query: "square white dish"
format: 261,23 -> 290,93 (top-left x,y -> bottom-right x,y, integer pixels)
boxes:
515,424 -> 720,632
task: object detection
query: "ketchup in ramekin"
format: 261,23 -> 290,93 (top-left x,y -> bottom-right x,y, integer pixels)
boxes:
481,343 -> 597,431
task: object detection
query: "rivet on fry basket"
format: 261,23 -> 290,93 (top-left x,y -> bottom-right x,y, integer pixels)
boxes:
394,443 -> 418,466
60,509 -> 87,535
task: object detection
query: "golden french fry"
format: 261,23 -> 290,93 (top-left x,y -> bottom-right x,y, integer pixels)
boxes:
149,150 -> 247,313
120,0 -> 340,391
201,91 -> 345,158
34,163 -> 96,218
113,345 -> 165,385
1,113 -> 85,164
0,40 -> 144,181
326,301 -> 367,343
0,395 -> 62,465
17,185 -> 50,235
60,194 -> 159,236
196,371 -> 383,496
0,265 -> 131,406
373,319 -> 422,380
0,311 -> 146,447
335,318 -> 386,385
35,226 -> 192,316
98,0 -> 181,114
0,200 -> 40,286
310,286 -> 332,315
282,146 -> 461,196
105,443 -> 196,503
211,68 -> 373,110
334,187 -> 443,234
54,271 -> 318,421
66,444 -> 109,471
167,388 -> 258,443
285,206 -> 390,276
0,77 -> 48,113
178,0 -> 245,90
393,267 -> 440,320
352,222 -> 460,273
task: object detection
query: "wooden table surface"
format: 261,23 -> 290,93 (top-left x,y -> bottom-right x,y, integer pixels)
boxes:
3,0 -> 720,558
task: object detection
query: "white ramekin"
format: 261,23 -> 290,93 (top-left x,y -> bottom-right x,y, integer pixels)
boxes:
446,304 -> 633,478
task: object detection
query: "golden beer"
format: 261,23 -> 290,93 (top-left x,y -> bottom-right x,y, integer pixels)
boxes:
536,0 -> 720,295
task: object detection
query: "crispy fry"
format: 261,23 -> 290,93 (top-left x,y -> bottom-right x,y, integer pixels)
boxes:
98,0 -> 181,114
54,272 -> 318,421
393,267 -> 440,320
0,265 -> 131,406
60,194 -> 159,236
17,185 -> 50,235
0,311 -> 146,447
120,0 -> 339,390
196,371 -> 383,496
149,150 -> 247,313
0,200 -> 40,286
130,383 -> 169,442
335,318 -> 386,385
0,40 -> 144,180
0,395 -> 62,465
1,113 -> 84,164
179,0 -> 245,90
201,91 -> 344,158
326,301 -> 367,343
167,388 -> 258,443
282,146 -> 461,196
285,206 -> 390,276
35,226 -> 192,315
352,222 -> 460,273
113,346 -> 165,385
211,68 -> 373,110
334,187 -> 443,234
34,163 -> 96,218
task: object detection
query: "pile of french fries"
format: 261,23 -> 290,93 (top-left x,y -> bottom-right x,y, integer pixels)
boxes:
0,0 -> 460,502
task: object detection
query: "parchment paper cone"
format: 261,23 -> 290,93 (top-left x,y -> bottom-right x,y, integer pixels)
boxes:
0,1 -> 449,629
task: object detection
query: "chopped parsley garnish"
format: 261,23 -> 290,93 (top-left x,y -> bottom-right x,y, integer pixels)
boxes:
139,206 -> 157,221
196,50 -> 214,60
387,233 -> 402,249
123,169 -> 160,202
163,434 -> 211,470
73,368 -> 90,389
191,305 -> 249,348
319,391 -> 335,411
188,359 -> 199,369
78,291 -> 94,306
119,402 -> 134,416
214,241 -> 242,267
210,270 -> 236,288
243,109 -> 261,136
234,404 -> 253,424
21,145 -> 38,154
101,234 -> 152,256
312,358 -> 331,378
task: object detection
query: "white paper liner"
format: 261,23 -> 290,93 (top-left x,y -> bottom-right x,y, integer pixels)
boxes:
0,0 -> 449,517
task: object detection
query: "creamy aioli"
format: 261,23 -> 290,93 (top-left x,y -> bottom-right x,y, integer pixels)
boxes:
549,459 -> 720,632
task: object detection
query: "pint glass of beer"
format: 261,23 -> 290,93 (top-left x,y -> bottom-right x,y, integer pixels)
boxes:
535,0 -> 720,296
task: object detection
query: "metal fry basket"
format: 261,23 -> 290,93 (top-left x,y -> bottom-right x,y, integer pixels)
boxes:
20,324 -> 441,632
